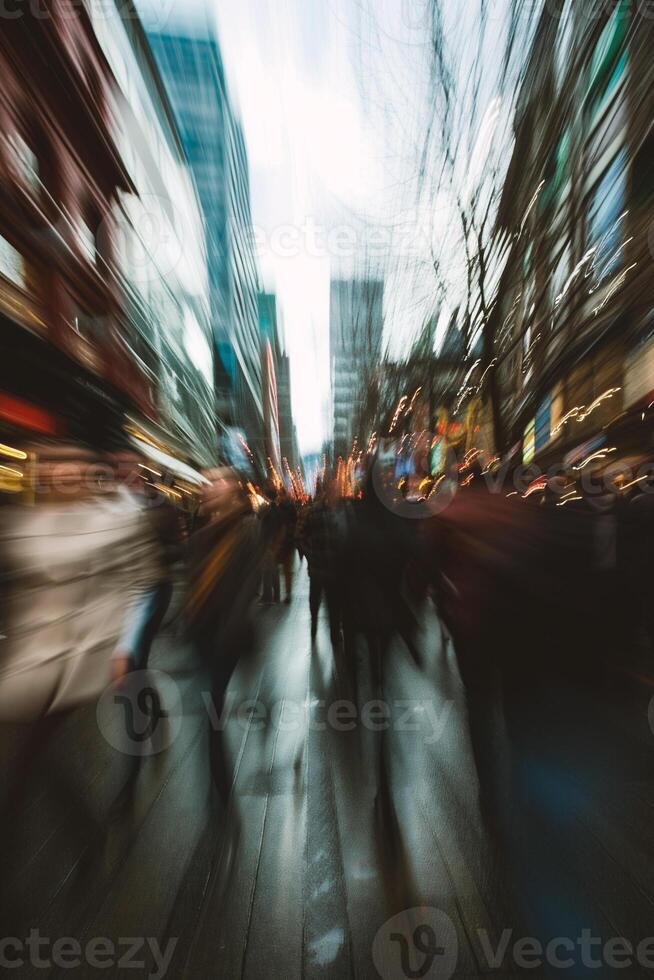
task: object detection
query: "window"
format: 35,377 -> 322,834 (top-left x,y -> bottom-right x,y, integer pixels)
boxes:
587,149 -> 628,282
540,130 -> 570,212
586,0 -> 629,118
76,219 -> 96,264
8,132 -> 39,190
535,394 -> 552,451
523,419 -> 536,464
0,233 -> 25,288
554,0 -> 575,92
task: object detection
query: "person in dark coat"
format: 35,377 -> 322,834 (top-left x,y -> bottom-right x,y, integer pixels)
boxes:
186,471 -> 263,804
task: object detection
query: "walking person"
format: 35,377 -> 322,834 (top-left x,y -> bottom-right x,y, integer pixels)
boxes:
0,441 -> 158,927
110,453 -> 181,675
259,486 -> 283,603
276,488 -> 298,603
300,480 -> 345,645
185,469 -> 263,806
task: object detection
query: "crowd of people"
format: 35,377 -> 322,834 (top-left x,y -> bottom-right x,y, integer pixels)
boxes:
1,436 -> 654,908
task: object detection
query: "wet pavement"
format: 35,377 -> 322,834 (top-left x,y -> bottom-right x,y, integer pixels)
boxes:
4,563 -> 654,979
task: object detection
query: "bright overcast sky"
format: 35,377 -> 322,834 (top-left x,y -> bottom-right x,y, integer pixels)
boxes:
212,0 -> 442,456
139,0 -> 521,455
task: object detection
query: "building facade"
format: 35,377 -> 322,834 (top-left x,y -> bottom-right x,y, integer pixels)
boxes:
258,291 -> 298,482
89,0 -> 216,465
490,0 -> 654,466
0,0 -> 218,464
145,29 -> 232,419
0,0 -> 138,445
330,279 -> 384,459
145,23 -> 264,468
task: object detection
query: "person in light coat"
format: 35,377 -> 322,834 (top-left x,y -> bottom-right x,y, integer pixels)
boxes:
0,441 -> 159,903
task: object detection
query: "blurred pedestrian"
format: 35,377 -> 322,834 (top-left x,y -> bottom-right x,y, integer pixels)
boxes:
300,480 -> 346,644
185,469 -> 263,805
0,441 -> 158,912
259,486 -> 283,603
276,488 -> 298,603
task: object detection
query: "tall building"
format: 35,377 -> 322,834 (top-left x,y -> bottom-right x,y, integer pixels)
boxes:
226,115 -> 264,462
277,353 -> 297,471
0,0 -> 216,465
90,0 -> 216,464
258,291 -> 297,479
330,279 -> 384,458
145,29 -> 231,413
145,23 -> 264,465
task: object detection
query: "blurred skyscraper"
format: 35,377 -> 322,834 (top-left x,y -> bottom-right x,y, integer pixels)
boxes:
0,0 -> 217,464
258,292 -> 298,478
146,22 -> 264,465
330,279 -> 384,458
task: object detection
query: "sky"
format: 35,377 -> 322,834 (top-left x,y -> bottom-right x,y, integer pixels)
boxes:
137,0 -> 526,455
212,0 -> 442,455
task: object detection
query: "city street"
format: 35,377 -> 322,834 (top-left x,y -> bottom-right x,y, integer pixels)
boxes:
3,2 -> 654,978
4,562 -> 654,979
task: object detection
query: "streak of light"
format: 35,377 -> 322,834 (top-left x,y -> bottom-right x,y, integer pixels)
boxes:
482,457 -> 500,475
153,483 -> 181,500
520,180 -> 546,236
389,395 -> 408,434
592,264 -> 637,317
0,443 -> 27,460
476,359 -> 497,392
428,474 -> 447,498
573,447 -> 617,470
554,249 -> 597,308
577,389 -> 621,422
408,388 -> 423,412
553,407 -> 581,434
557,495 -> 582,507
621,475 -> 649,491
522,480 -> 547,498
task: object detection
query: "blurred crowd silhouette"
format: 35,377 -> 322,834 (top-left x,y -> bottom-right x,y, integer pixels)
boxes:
2,438 -> 654,931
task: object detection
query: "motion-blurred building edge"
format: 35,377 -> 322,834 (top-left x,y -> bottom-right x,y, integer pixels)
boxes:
0,0 -> 218,466
145,22 -> 269,475
258,291 -> 300,487
329,278 -> 385,462
489,0 -> 654,468
350,1 -> 654,479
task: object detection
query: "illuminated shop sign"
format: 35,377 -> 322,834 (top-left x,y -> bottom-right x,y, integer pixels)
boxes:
523,419 -> 536,464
